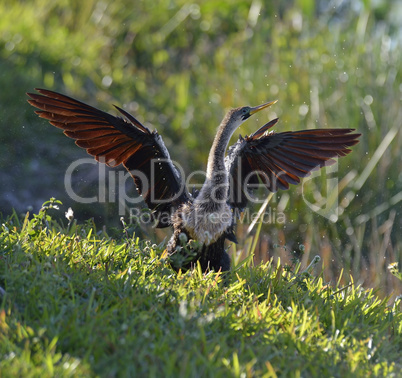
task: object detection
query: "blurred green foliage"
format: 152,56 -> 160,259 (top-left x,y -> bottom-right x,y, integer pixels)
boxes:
0,0 -> 401,292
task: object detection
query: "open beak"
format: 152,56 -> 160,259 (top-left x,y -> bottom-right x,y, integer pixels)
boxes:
249,100 -> 278,115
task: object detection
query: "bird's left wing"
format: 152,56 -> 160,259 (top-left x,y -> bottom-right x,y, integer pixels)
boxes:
225,118 -> 360,210
27,88 -> 188,227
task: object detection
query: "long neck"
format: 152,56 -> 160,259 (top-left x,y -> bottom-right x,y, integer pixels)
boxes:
206,122 -> 233,178
197,116 -> 240,205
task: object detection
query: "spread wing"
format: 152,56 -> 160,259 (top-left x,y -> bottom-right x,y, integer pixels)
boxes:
27,88 -> 188,227
226,118 -> 360,209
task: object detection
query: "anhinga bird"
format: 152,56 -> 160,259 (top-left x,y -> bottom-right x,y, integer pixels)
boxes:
27,89 -> 360,272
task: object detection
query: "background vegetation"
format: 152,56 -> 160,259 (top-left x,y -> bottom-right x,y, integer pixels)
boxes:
0,0 -> 401,297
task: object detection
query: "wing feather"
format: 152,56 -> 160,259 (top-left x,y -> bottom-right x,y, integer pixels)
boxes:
226,120 -> 360,209
27,88 -> 188,227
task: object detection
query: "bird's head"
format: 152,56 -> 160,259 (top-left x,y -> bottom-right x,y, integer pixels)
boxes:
240,100 -> 278,120
223,100 -> 278,132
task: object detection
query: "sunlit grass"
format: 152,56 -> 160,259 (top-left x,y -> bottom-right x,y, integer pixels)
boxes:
1,203 -> 401,376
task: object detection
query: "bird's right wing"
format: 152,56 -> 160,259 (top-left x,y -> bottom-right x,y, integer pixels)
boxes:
27,88 -> 188,227
226,118 -> 360,209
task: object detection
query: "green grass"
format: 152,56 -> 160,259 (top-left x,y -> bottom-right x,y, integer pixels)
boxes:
1,202 -> 401,377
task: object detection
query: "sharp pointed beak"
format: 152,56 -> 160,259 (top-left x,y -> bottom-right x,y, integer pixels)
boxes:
249,100 -> 278,115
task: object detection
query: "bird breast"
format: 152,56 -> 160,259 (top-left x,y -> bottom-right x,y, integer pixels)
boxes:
178,201 -> 232,245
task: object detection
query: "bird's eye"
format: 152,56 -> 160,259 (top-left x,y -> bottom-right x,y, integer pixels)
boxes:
240,107 -> 251,120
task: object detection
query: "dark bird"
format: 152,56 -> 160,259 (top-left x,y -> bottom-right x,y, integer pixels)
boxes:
27,89 -> 360,272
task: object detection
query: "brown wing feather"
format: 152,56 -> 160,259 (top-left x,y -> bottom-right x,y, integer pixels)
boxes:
227,122 -> 360,209
27,88 -> 187,226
